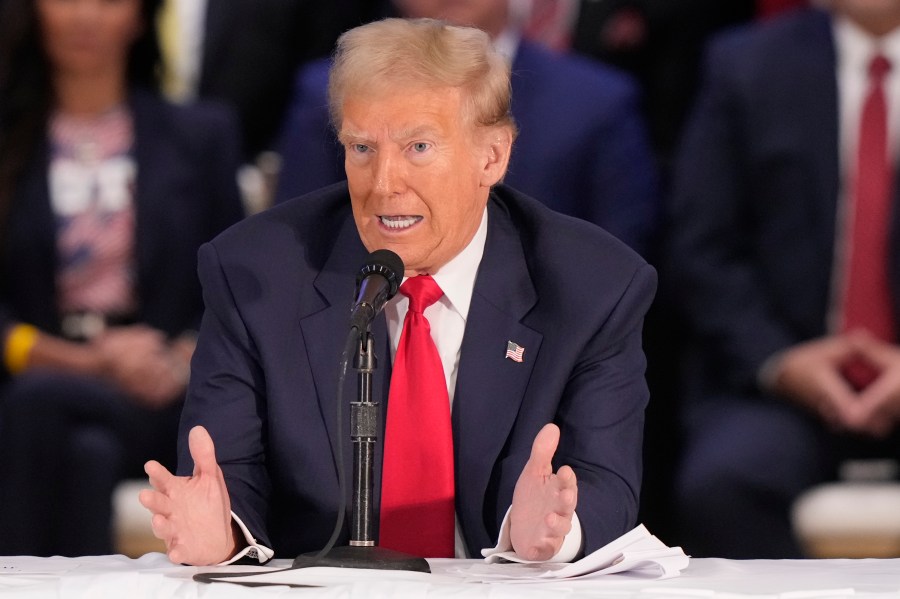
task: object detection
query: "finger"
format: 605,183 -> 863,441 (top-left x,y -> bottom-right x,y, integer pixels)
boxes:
526,423 -> 560,476
167,542 -> 187,565
846,372 -> 900,430
847,331 -> 899,369
189,425 -> 219,477
144,460 -> 175,491
544,509 -> 573,537
138,488 -> 173,516
555,465 -> 577,488
150,513 -> 175,541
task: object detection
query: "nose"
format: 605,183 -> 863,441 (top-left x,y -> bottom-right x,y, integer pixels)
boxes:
372,149 -> 406,196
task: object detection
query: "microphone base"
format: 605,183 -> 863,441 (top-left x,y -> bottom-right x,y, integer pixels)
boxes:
292,545 -> 430,573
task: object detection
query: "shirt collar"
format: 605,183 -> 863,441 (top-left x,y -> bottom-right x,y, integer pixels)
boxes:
421,206 -> 488,321
834,14 -> 900,74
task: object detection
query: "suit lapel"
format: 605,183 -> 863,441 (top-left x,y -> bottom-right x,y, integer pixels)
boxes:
453,196 -> 542,544
801,12 -> 840,268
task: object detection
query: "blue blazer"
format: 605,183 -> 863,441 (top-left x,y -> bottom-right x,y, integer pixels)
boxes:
179,182 -> 656,558
274,41 -> 660,256
0,90 -> 244,359
667,9 -> 900,395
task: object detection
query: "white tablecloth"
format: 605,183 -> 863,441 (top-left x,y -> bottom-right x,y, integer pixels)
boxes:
2,553 -> 900,598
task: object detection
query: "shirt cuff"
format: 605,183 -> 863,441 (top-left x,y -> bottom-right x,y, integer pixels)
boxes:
480,507 -> 583,563
216,511 -> 275,565
757,349 -> 787,393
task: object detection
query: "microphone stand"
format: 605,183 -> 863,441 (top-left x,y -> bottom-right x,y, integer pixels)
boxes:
293,330 -> 429,573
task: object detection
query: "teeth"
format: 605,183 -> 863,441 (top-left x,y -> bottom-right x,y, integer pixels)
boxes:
379,215 -> 420,229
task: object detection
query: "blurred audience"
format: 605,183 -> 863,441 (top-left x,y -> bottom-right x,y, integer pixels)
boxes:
668,1 -> 900,558
0,0 -> 243,556
571,0 -> 756,177
155,0 -> 360,163
274,0 -> 660,258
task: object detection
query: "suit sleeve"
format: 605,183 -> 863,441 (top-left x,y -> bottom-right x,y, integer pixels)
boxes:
555,261 -> 657,552
178,241 -> 273,548
666,36 -> 795,393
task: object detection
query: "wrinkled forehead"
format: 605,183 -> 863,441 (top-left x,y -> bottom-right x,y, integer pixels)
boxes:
337,83 -> 475,135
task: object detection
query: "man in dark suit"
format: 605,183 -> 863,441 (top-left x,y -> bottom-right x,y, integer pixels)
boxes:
140,17 -> 656,565
275,0 -> 659,258
668,1 -> 900,558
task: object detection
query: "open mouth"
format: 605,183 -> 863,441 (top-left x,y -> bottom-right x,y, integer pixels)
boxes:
379,215 -> 422,230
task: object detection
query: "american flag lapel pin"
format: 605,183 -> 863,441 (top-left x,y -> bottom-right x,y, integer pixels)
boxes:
505,340 -> 525,363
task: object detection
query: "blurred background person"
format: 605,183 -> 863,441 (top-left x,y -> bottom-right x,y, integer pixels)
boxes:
274,0 -> 661,259
668,0 -> 900,558
155,0 -> 370,212
570,0 -> 757,179
0,0 -> 244,556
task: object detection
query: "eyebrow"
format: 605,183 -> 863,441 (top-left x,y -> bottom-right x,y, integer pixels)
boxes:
338,124 -> 443,146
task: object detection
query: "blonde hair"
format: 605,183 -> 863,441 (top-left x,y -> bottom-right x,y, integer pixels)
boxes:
328,18 -> 517,137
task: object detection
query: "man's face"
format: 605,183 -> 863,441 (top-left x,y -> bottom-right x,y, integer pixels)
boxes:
831,0 -> 900,33
340,86 -> 509,276
393,0 -> 509,37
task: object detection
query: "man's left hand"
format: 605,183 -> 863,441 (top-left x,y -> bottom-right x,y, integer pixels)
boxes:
509,423 -> 578,561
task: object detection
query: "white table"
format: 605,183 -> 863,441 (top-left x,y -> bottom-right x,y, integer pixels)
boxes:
2,553 -> 900,598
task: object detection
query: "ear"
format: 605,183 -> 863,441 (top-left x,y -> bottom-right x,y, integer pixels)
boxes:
478,126 -> 514,188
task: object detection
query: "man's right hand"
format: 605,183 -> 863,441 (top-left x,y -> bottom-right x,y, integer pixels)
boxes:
139,426 -> 241,565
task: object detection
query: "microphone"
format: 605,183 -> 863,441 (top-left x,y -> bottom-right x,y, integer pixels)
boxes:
349,249 -> 404,332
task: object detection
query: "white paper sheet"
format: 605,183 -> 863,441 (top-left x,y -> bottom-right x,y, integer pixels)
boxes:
465,523 -> 689,582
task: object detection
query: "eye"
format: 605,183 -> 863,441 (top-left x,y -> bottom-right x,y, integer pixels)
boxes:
350,143 -> 371,154
411,142 -> 431,153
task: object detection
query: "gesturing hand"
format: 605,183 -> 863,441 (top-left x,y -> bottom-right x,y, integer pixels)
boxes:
509,423 -> 578,561
139,426 -> 240,565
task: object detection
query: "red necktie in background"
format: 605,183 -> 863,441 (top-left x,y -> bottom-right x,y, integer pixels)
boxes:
379,275 -> 455,557
841,54 -> 895,390
756,0 -> 807,19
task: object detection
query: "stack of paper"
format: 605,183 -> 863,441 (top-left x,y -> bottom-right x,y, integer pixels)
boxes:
463,523 -> 689,582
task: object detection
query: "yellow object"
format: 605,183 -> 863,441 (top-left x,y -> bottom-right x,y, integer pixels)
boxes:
156,0 -> 183,100
3,324 -> 39,374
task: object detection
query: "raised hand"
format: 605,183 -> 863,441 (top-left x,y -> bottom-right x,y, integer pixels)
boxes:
509,423 -> 578,561
139,426 -> 241,565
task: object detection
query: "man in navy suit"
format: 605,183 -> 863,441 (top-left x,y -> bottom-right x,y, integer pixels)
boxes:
140,17 -> 656,565
668,0 -> 900,558
274,0 -> 659,258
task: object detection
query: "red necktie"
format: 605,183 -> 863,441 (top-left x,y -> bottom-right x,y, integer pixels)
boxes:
841,54 -> 895,389
379,275 -> 455,557
756,0 -> 807,19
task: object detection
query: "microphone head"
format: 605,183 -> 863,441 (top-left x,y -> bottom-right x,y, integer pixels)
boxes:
356,249 -> 404,299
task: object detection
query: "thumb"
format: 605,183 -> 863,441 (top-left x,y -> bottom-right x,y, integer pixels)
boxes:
189,425 -> 218,477
527,423 -> 560,475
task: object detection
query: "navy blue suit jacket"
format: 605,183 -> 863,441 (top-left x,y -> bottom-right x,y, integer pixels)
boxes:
668,9 -> 900,397
179,182 -> 656,558
274,41 -> 660,256
0,90 -> 244,362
